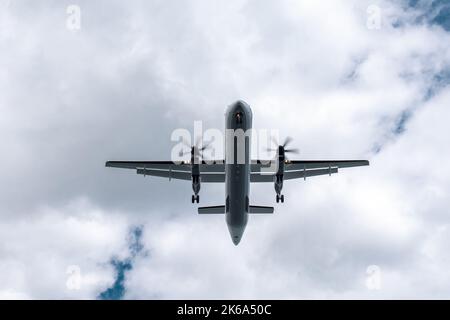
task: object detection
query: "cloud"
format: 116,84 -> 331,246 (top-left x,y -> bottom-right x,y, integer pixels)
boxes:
0,198 -> 130,299
1,0 -> 450,299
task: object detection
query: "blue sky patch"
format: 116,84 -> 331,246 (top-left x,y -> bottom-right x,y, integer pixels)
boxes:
98,226 -> 145,300
408,0 -> 450,31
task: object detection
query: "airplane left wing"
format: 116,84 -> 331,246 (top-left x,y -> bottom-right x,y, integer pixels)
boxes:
251,167 -> 339,182
250,159 -> 369,182
105,161 -> 225,182
285,160 -> 369,170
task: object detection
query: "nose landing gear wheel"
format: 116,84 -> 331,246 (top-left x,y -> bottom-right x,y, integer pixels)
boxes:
191,195 -> 195,203
276,195 -> 280,203
196,195 -> 200,203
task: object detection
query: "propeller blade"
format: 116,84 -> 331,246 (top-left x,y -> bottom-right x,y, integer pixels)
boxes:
284,148 -> 299,154
200,138 -> 215,151
283,136 -> 293,148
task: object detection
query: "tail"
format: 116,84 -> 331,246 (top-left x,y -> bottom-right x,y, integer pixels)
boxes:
249,206 -> 274,214
198,205 -> 273,214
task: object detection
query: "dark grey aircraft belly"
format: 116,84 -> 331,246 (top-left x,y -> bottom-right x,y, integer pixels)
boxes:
226,163 -> 249,245
225,100 -> 253,245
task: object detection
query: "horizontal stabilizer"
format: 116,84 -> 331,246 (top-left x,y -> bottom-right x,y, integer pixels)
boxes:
198,205 -> 225,214
249,205 -> 274,214
198,205 -> 274,214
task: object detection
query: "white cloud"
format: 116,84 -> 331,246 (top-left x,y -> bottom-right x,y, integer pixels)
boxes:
0,198 -> 130,299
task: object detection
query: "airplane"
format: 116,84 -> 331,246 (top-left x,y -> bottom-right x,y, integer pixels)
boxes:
106,100 -> 369,245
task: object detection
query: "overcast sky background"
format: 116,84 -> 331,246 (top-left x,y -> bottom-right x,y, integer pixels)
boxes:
1,0 -> 450,299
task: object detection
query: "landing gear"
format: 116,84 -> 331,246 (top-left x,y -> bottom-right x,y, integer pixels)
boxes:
191,194 -> 199,203
276,194 -> 285,203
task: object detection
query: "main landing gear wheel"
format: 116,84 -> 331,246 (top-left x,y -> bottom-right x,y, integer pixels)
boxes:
192,195 -> 200,203
276,194 -> 285,203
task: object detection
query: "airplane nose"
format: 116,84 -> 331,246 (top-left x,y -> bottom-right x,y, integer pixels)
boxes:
233,100 -> 247,111
235,100 -> 245,107
226,100 -> 252,128
227,225 -> 244,246
232,237 -> 241,245
228,100 -> 248,113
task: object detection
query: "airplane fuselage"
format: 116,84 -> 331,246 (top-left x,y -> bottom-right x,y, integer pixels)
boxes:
225,100 -> 253,245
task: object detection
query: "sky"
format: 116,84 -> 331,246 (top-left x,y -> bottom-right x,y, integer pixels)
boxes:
0,0 -> 450,299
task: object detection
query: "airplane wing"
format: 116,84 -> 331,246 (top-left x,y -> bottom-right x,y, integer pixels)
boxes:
285,160 -> 369,170
106,159 -> 368,183
105,161 -> 225,182
250,160 -> 368,182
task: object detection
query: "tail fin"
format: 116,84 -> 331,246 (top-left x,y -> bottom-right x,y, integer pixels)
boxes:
198,206 -> 225,214
249,205 -> 274,214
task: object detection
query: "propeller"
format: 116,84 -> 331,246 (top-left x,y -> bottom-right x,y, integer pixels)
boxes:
179,136 -> 214,159
267,136 -> 299,159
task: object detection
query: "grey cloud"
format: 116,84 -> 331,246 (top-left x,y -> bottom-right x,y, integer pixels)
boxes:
2,0 -> 450,299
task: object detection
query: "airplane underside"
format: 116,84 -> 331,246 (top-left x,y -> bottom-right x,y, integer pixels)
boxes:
105,100 -> 369,245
